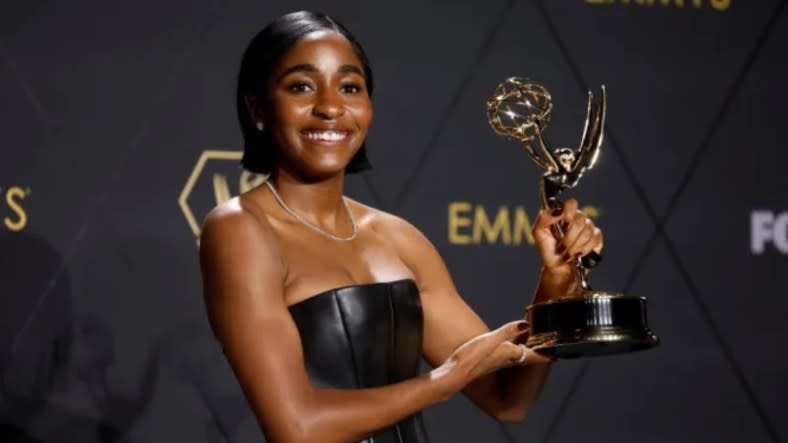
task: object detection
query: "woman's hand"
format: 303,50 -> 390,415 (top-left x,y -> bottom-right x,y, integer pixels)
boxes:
433,320 -> 529,396
532,198 -> 603,277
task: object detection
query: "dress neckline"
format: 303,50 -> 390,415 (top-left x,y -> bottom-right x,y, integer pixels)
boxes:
287,278 -> 417,309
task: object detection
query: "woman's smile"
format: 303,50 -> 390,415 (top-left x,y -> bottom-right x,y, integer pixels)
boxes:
300,128 -> 354,144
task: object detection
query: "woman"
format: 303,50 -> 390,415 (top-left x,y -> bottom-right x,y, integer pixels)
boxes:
199,10 -> 603,443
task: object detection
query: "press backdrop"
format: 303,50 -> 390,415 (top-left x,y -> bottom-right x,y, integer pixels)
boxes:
2,1 -> 787,442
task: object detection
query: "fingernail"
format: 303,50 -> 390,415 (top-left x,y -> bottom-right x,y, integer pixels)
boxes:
517,321 -> 529,331
551,208 -> 563,217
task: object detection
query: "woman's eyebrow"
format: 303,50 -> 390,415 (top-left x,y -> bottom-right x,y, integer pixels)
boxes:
277,63 -> 364,81
338,64 -> 364,76
278,63 -> 318,80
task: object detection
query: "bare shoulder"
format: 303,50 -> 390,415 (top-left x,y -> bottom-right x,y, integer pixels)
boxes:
202,198 -> 258,241
348,198 -> 419,237
199,195 -> 284,277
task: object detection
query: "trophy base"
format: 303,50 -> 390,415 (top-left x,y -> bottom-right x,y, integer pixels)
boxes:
525,291 -> 659,359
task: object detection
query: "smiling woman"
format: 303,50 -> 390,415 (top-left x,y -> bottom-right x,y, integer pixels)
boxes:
257,30 -> 373,182
236,12 -> 373,178
198,10 -> 604,443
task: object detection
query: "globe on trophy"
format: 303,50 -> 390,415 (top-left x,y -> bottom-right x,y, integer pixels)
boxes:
487,77 -> 659,358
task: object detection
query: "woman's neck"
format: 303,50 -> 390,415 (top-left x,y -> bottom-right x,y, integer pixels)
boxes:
267,170 -> 348,227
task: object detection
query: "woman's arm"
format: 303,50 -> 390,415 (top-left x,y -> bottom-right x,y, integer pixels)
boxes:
199,200 -> 526,443
388,198 -> 602,422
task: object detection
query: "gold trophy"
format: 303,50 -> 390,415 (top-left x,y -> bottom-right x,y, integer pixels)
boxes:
487,77 -> 658,358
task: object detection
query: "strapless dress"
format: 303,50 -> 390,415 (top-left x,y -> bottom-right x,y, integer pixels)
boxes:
288,279 -> 430,443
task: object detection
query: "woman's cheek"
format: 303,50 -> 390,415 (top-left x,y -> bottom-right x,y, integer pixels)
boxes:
352,101 -> 373,128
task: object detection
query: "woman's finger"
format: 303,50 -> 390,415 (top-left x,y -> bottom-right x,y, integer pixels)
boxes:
491,320 -> 530,343
501,342 -> 526,365
477,342 -> 528,376
558,199 -> 579,230
560,213 -> 588,253
575,226 -> 603,258
565,220 -> 595,258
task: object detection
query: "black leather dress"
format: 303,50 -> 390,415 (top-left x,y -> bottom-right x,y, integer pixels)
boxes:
288,279 -> 430,443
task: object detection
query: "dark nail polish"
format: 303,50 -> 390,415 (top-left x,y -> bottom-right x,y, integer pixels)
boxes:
551,208 -> 563,217
517,322 -> 529,331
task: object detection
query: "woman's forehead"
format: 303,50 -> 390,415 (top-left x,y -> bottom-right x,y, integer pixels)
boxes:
274,30 -> 363,75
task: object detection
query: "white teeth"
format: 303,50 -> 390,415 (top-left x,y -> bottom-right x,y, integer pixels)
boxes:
304,130 -> 347,141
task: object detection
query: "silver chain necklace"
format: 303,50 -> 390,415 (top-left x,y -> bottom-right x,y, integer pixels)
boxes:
264,180 -> 357,242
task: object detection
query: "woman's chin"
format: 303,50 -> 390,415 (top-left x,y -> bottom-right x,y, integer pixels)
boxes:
293,157 -> 353,181
306,148 -> 358,172
279,142 -> 360,180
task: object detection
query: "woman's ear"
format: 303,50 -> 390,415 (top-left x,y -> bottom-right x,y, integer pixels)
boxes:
244,95 -> 264,126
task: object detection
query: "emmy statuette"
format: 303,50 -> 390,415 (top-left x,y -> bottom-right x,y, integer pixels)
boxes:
487,77 -> 659,358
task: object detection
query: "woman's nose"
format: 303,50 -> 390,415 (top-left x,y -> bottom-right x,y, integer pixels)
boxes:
312,90 -> 344,119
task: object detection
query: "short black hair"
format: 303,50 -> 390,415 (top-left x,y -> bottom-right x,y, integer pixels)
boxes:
237,11 -> 373,174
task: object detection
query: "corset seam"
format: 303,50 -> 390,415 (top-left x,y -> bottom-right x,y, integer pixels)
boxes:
387,288 -> 405,443
333,293 -> 362,388
387,286 -> 396,385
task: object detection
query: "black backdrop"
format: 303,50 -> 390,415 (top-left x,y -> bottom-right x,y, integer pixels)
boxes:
2,1 -> 787,442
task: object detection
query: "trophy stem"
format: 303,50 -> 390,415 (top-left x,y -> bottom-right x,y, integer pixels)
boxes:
539,177 -> 592,292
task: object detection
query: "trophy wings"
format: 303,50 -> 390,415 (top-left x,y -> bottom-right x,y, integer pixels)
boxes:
571,86 -> 606,184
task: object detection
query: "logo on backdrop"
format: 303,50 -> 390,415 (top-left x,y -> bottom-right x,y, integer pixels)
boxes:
584,0 -> 731,11
751,210 -> 788,254
1,185 -> 30,232
448,202 -> 600,246
179,150 -> 265,244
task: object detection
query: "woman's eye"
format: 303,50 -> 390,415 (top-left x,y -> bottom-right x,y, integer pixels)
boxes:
287,82 -> 312,93
341,83 -> 363,94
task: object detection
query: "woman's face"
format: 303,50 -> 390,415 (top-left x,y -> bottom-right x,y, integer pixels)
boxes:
262,30 -> 373,180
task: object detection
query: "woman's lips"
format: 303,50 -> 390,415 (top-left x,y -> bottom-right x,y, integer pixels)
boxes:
300,129 -> 352,144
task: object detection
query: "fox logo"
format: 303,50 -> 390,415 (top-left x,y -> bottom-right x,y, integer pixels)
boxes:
751,210 -> 788,254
